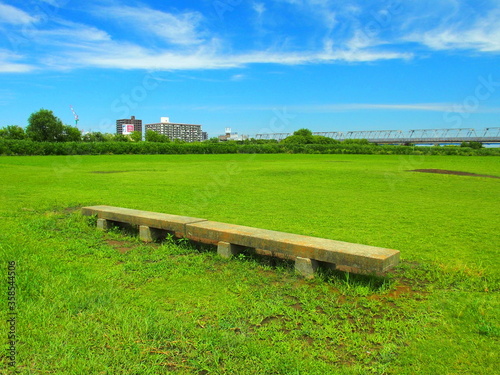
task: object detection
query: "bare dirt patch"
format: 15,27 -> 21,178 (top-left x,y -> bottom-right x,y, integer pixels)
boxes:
106,239 -> 135,253
91,170 -> 131,174
410,169 -> 499,179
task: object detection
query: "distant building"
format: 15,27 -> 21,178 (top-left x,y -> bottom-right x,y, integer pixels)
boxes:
116,116 -> 142,135
218,127 -> 248,141
202,132 -> 208,141
145,117 -> 203,143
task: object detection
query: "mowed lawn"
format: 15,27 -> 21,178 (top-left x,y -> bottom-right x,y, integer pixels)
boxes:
1,154 -> 499,374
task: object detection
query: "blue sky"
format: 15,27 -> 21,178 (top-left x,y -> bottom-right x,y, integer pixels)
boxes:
0,0 -> 499,137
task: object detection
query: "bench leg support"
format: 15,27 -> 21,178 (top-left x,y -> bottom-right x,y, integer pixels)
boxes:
295,257 -> 319,279
97,218 -> 109,231
139,225 -> 163,243
217,241 -> 241,259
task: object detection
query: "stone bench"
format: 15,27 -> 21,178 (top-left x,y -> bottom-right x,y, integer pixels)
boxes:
81,205 -> 400,278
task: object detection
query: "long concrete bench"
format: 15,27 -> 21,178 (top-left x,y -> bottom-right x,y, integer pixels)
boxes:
81,205 -> 400,278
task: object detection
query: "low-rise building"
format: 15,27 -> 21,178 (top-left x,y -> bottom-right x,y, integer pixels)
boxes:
218,128 -> 248,141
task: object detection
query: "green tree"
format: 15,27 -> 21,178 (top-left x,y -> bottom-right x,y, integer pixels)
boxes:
60,125 -> 82,142
112,134 -> 130,142
313,135 -> 338,144
0,125 -> 27,140
282,128 -> 316,144
130,131 -> 143,142
145,130 -> 170,143
461,141 -> 483,149
293,128 -> 313,137
26,109 -> 64,142
281,135 -> 312,144
205,137 -> 220,143
103,133 -> 116,142
82,132 -> 107,142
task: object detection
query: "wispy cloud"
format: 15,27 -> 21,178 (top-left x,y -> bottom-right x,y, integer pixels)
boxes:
35,19 -> 111,43
252,2 -> 267,33
231,74 -> 246,81
0,1 -> 498,74
182,102 -> 500,113
98,5 -> 205,46
404,9 -> 500,52
0,49 -> 35,73
253,2 -> 266,17
295,103 -> 500,113
292,103 -> 466,112
0,3 -> 38,25
40,0 -> 67,6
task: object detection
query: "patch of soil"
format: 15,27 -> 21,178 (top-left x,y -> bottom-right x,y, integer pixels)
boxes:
290,303 -> 303,311
260,315 -> 285,325
386,285 -> 413,298
90,170 -> 131,174
367,284 -> 425,301
302,335 -> 314,345
106,239 -> 135,253
64,206 -> 81,213
337,295 -> 347,304
410,169 -> 499,179
315,305 -> 325,314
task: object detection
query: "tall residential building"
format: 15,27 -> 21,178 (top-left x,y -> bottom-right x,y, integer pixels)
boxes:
145,117 -> 203,143
116,116 -> 142,135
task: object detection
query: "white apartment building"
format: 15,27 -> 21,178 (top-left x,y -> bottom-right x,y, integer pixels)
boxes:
145,117 -> 203,143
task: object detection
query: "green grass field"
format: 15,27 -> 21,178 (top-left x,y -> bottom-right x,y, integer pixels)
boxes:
1,154 -> 499,374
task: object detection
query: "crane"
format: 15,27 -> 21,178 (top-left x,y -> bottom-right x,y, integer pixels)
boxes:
69,105 -> 79,126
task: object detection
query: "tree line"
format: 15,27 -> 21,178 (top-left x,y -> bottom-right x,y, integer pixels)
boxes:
0,109 -> 171,143
1,110 -> 496,156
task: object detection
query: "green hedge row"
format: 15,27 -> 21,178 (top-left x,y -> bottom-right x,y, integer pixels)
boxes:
0,139 -> 498,156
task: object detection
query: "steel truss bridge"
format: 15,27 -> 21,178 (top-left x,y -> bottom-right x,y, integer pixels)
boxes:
254,127 -> 500,144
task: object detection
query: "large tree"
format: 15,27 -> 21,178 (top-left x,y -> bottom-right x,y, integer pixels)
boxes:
26,109 -> 64,142
293,128 -> 313,137
282,128 -> 314,144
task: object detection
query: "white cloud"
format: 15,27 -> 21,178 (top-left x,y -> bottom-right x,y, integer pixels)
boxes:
231,74 -> 246,81
0,3 -> 38,25
275,0 -> 500,54
31,16 -> 411,72
398,2 -> 500,53
0,62 -> 34,73
1,0 -> 498,74
183,102 -> 500,114
0,89 -> 15,105
288,103 -> 500,114
295,103 -> 461,112
253,2 -> 266,16
40,0 -> 66,6
101,5 -> 205,46
0,50 -> 34,73
406,12 -> 500,52
36,20 -> 111,43
45,46 -> 410,71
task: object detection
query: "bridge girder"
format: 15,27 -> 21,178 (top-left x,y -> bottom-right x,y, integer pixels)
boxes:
255,127 -> 500,143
